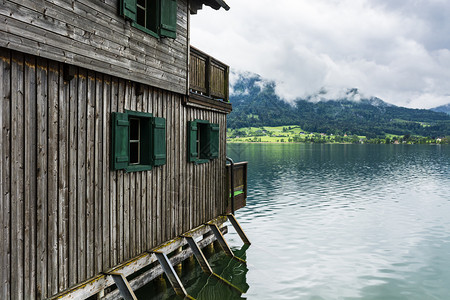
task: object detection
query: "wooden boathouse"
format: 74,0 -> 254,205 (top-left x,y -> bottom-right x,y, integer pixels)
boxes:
0,0 -> 249,298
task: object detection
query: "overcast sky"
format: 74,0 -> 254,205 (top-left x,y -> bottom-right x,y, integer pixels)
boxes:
190,0 -> 450,109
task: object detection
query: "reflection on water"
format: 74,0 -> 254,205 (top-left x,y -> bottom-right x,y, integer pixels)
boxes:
228,144 -> 450,300
143,144 -> 450,299
138,243 -> 249,299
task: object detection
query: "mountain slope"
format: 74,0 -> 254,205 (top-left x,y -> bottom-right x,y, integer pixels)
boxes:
228,73 -> 450,137
431,103 -> 450,115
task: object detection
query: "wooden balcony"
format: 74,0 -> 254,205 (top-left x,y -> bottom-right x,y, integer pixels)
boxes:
188,47 -> 231,112
226,161 -> 248,213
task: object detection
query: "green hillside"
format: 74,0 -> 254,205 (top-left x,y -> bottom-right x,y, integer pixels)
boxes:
228,73 -> 450,138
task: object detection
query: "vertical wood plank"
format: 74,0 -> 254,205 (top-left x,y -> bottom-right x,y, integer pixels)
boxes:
117,79 -> 125,263
133,83 -> 140,256
156,89 -> 162,245
123,81 -> 130,260
0,48 -> 11,300
77,68 -> 87,281
221,114 -> 226,213
150,87 -> 158,248
86,70 -> 95,278
94,73 -> 103,274
47,60 -> 59,297
188,107 -> 194,229
173,93 -> 179,236
68,66 -> 79,286
165,91 -> 172,241
175,95 -> 181,235
11,51 -> 25,300
181,101 -> 187,233
110,77 -> 118,266
128,81 -> 134,259
160,89 -> 166,243
58,64 -> 69,292
36,57 -> 48,299
24,54 -> 37,299
141,86 -> 148,251
103,75 -> 111,269
146,87 -> 153,250
173,94 -> 178,236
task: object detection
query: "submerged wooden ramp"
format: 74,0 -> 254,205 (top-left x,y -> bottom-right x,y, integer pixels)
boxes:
50,214 -> 250,299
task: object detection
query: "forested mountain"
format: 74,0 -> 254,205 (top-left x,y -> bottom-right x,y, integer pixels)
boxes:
228,72 -> 450,137
431,103 -> 450,115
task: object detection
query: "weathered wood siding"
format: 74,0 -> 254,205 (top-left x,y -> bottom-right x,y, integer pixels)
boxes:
0,48 -> 228,299
0,0 -> 189,95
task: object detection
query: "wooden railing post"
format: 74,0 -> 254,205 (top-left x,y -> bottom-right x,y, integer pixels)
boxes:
206,55 -> 211,98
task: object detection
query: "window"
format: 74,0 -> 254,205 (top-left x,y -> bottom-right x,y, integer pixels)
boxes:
112,110 -> 166,172
188,120 -> 220,163
120,0 -> 177,39
129,118 -> 141,164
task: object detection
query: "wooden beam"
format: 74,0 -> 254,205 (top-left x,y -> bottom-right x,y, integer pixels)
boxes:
49,216 -> 227,300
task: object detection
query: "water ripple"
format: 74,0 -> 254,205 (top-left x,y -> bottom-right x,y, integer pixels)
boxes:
229,144 -> 450,300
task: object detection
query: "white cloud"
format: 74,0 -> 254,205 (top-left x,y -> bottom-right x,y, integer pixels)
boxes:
190,0 -> 450,109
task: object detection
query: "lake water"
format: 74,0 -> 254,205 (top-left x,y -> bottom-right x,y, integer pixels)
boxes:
144,143 -> 450,299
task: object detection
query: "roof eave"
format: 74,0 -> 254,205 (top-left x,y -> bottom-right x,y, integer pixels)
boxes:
190,0 -> 230,14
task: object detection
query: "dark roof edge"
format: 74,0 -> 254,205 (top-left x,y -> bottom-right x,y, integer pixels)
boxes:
214,0 -> 230,11
190,0 -> 230,14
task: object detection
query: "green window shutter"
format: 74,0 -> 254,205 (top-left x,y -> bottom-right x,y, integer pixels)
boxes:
160,0 -> 177,38
188,121 -> 198,162
208,123 -> 220,159
120,0 -> 137,21
112,112 -> 129,170
152,117 -> 166,166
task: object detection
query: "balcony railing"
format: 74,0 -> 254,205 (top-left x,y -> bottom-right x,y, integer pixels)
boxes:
190,46 -> 229,102
226,161 -> 248,213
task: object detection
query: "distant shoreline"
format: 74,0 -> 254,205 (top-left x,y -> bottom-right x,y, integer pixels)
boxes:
227,141 -> 445,145
227,125 -> 449,145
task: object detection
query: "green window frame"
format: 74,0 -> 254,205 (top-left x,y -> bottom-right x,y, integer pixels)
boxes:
120,0 -> 177,39
112,110 -> 166,172
188,119 -> 220,164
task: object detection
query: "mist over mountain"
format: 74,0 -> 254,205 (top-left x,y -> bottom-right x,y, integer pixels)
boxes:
228,72 -> 450,137
431,103 -> 450,115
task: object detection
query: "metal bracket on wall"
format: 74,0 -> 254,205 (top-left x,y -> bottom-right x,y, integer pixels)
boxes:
104,272 -> 137,300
